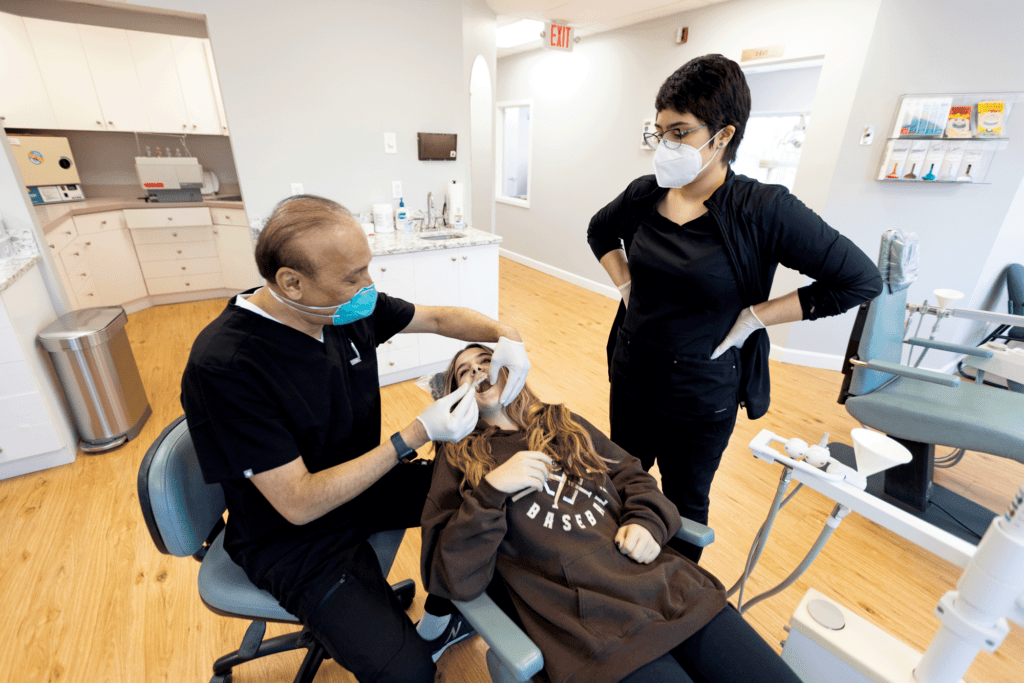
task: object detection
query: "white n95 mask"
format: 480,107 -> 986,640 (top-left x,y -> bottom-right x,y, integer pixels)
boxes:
653,129 -> 724,188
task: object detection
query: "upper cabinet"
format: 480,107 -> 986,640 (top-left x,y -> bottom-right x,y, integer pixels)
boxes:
77,25 -> 152,133
127,30 -> 192,135
0,12 -> 58,129
0,11 -> 227,136
23,18 -> 107,132
171,36 -> 223,135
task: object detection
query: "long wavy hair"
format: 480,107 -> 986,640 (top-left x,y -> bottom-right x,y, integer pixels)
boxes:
436,344 -> 611,488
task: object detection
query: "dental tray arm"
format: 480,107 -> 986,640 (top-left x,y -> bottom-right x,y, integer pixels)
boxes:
852,358 -> 961,387
748,429 -> 847,482
905,337 -> 995,358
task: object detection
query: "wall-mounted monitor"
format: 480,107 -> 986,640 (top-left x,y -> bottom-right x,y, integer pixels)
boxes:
417,133 -> 457,161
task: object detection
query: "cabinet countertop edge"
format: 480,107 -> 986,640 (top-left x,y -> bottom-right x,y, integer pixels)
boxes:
0,255 -> 43,293
37,198 -> 245,236
368,229 -> 502,257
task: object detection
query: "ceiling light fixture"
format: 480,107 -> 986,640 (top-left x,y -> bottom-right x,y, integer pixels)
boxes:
496,19 -> 545,48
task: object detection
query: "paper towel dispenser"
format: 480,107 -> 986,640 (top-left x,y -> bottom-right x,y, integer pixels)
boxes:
417,133 -> 457,161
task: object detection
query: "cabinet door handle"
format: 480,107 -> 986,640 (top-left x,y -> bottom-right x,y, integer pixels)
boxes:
181,266 -> 187,271
380,267 -> 387,272
172,233 -> 178,237
100,220 -> 107,225
65,231 -> 72,236
182,124 -> 187,130
108,121 -> 114,126
462,255 -> 467,260
177,250 -> 182,254
73,252 -> 80,256
80,273 -> 87,277
168,217 -> 173,221
49,244 -> 55,249
193,124 -> 198,130
96,120 -> 102,125
185,282 -> 191,286
389,361 -> 395,366
451,257 -> 456,262
85,242 -> 91,246
87,293 -> 94,297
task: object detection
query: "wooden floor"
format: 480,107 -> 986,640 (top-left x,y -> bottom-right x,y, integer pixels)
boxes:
1,257 -> 1020,683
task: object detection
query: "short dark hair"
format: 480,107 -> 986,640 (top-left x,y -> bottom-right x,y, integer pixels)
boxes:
254,195 -> 351,282
655,54 -> 751,164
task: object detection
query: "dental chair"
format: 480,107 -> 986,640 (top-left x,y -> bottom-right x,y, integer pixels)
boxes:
837,233 -> 1024,542
958,262 -> 1024,393
453,518 -> 716,683
137,416 -> 415,683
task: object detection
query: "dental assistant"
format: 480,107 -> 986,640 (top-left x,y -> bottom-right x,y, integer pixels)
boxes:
587,54 -> 882,562
181,195 -> 530,682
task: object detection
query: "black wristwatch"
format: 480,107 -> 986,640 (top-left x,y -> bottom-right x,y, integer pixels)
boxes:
390,431 -> 416,462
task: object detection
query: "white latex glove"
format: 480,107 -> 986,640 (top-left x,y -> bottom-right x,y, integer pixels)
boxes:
615,524 -> 660,564
618,281 -> 632,308
710,306 -> 765,360
489,337 -> 531,406
416,382 -> 479,442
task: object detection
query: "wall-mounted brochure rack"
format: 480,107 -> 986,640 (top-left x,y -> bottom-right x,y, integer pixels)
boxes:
877,92 -> 1020,185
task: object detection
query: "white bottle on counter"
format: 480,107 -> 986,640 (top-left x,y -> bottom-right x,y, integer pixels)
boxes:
396,198 -> 412,234
447,181 -> 465,231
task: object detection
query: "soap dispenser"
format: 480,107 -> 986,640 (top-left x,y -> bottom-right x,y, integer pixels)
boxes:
396,198 -> 411,233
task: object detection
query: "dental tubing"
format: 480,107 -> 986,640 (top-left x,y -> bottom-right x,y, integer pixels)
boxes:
729,467 -> 793,607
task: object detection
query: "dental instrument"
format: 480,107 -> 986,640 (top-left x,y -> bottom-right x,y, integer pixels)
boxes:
740,427 -> 1024,683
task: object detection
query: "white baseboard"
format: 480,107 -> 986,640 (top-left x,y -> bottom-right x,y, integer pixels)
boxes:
771,343 -> 844,371
499,249 -> 619,300
0,447 -> 76,481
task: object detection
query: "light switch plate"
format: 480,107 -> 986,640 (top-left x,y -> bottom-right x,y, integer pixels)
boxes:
392,181 -> 403,199
290,182 -> 303,195
384,133 -> 397,154
860,125 -> 876,145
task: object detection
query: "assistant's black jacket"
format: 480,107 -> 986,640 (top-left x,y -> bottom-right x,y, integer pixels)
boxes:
588,171 -> 882,420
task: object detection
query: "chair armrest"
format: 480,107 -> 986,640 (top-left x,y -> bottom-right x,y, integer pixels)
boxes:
861,359 -> 961,387
453,593 -> 544,681
906,337 -> 995,358
675,516 -> 714,547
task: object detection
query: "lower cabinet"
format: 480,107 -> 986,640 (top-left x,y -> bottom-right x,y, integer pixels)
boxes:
88,229 -> 148,306
213,223 -> 261,291
372,243 -> 499,385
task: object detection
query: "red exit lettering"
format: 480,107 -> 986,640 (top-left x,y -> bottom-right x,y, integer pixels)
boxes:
549,23 -> 570,48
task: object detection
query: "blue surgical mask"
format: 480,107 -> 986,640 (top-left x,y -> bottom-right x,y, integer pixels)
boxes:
268,284 -> 378,326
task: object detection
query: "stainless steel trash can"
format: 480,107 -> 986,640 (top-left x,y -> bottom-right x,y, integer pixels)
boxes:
37,306 -> 151,453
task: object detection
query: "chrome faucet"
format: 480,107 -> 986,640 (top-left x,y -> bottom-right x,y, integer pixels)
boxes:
426,192 -> 435,229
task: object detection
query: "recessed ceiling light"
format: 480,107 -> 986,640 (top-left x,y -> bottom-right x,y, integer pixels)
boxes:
496,19 -> 545,48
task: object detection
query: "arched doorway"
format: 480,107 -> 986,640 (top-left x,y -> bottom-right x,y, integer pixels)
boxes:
469,55 -> 493,233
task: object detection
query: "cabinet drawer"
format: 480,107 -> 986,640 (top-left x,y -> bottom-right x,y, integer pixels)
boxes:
59,237 -> 93,277
0,423 -> 63,463
123,207 -> 212,228
45,221 -> 78,253
0,328 -> 23,365
65,269 -> 94,297
131,226 -> 213,245
135,241 -> 218,262
73,211 -> 126,234
211,208 -> 248,226
141,257 -> 221,280
378,345 -> 419,375
75,280 -> 99,307
145,272 -> 224,296
370,253 -> 416,282
380,333 -> 417,352
0,361 -> 34,399
0,392 -> 50,430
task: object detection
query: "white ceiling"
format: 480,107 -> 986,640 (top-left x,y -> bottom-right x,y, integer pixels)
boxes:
488,0 -> 733,57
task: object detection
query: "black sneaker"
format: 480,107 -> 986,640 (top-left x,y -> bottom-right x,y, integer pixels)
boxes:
424,613 -> 477,662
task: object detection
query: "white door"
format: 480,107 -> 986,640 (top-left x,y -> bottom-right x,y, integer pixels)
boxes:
0,12 -> 57,129
414,249 -> 461,364
87,230 -> 148,307
458,245 -> 498,318
214,225 -> 261,291
23,18 -> 106,131
171,36 -> 222,136
127,30 -> 190,134
77,25 -> 152,133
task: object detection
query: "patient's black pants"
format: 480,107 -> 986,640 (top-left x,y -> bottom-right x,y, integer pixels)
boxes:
620,605 -> 802,683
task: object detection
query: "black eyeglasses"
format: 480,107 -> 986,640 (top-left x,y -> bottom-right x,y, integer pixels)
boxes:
643,124 -> 707,150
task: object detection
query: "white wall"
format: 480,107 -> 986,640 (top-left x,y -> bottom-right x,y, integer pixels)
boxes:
463,2 -> 497,233
493,0 -> 882,299
133,0 -> 484,225
746,66 -> 821,114
780,0 -> 1024,370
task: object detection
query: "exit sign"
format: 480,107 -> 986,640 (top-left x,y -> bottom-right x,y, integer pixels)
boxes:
545,22 -> 573,51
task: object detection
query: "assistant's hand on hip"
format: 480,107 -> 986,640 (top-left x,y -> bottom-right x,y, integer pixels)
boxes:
710,306 -> 765,360
489,336 -> 531,405
416,382 -> 479,442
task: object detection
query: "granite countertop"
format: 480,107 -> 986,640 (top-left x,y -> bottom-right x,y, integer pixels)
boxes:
37,196 -> 246,235
0,254 -> 41,293
367,227 -> 501,256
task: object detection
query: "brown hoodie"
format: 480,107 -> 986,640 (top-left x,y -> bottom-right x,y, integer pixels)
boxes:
420,414 -> 727,683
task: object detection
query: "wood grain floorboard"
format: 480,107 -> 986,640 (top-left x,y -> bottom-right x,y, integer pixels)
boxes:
0,257 -> 1019,682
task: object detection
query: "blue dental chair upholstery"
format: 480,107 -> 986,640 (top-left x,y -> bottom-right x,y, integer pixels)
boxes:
838,237 -> 1024,540
137,416 -> 414,683
454,518 -> 716,683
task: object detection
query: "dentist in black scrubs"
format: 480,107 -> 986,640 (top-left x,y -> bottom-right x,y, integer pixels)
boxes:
182,195 -> 531,682
587,54 -> 882,562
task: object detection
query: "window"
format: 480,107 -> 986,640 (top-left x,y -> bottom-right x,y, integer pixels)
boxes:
495,100 -> 532,207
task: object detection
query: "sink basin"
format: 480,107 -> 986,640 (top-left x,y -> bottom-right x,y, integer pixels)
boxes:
418,233 -> 464,241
